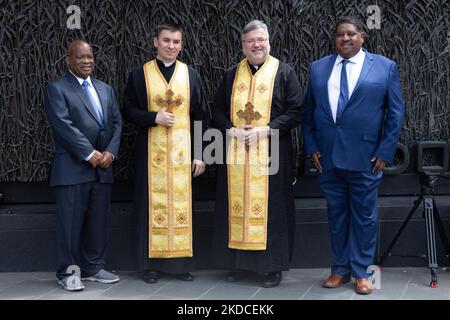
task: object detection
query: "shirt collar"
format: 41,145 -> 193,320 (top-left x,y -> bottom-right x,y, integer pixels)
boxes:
156,57 -> 176,67
336,48 -> 365,66
69,69 -> 93,86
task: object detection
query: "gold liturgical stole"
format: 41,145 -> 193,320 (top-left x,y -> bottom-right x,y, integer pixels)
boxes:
143,60 -> 192,258
227,56 -> 279,250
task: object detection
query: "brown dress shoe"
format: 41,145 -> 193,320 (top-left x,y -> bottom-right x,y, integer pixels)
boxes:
322,273 -> 351,288
355,278 -> 373,294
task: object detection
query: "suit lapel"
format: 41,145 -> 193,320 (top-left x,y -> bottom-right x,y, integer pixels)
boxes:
347,50 -> 374,105
322,54 -> 337,122
65,72 -> 102,125
92,79 -> 108,123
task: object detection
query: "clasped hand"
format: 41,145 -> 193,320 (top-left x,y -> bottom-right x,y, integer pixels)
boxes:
229,125 -> 270,146
156,109 -> 175,128
88,151 -> 114,169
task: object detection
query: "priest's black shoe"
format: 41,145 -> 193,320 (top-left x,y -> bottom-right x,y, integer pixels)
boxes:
176,272 -> 194,281
263,271 -> 281,288
143,270 -> 159,284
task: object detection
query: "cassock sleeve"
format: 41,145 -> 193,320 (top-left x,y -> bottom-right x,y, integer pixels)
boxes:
268,65 -> 304,135
189,67 -> 209,160
212,71 -> 234,131
122,68 -> 158,127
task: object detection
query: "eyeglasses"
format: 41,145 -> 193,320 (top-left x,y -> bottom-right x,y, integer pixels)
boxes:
242,37 -> 268,45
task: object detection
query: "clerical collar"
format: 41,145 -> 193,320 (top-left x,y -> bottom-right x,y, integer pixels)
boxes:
156,57 -> 176,68
249,62 -> 264,75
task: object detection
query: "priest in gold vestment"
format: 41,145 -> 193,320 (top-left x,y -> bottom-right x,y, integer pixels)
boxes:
211,20 -> 304,288
123,23 -> 207,284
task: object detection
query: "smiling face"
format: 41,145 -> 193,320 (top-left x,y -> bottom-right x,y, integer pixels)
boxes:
66,41 -> 94,79
335,23 -> 365,59
154,29 -> 183,63
241,28 -> 270,65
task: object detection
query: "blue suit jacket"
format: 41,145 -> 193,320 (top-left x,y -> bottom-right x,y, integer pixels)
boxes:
302,50 -> 404,171
44,71 -> 122,186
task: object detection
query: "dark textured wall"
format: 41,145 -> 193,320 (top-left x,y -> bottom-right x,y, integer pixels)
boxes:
1,0 -> 449,182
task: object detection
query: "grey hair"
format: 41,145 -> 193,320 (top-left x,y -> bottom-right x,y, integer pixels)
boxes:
241,20 -> 269,40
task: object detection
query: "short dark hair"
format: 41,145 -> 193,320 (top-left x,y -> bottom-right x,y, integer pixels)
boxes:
335,16 -> 366,34
154,22 -> 184,39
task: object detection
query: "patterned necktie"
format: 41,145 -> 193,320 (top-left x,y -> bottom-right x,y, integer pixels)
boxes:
82,80 -> 104,124
336,59 -> 349,120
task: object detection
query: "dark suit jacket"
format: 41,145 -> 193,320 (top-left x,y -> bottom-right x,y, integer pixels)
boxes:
302,50 -> 404,171
44,71 -> 122,186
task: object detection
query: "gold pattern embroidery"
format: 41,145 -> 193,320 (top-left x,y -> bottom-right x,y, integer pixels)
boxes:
232,202 -> 242,215
237,83 -> 248,93
251,201 -> 263,216
154,214 -> 165,225
153,89 -> 184,112
237,102 -> 262,125
153,153 -> 164,165
257,84 -> 268,94
176,213 -> 188,225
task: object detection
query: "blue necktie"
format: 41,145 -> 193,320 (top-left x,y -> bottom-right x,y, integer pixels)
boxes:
82,80 -> 104,124
336,59 -> 349,120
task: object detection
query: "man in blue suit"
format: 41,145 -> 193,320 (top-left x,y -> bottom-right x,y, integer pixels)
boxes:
302,17 -> 404,294
44,40 -> 122,291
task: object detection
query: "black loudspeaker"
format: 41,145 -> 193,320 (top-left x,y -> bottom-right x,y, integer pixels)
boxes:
417,141 -> 449,174
384,143 -> 410,175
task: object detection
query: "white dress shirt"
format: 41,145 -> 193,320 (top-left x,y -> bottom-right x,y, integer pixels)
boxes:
327,49 -> 366,122
69,70 -> 103,161
69,70 -> 102,113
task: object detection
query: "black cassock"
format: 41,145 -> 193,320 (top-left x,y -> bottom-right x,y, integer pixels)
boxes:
122,59 -> 207,274
211,61 -> 304,273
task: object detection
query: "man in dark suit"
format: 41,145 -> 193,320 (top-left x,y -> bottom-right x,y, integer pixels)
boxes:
302,17 -> 404,294
44,40 -> 122,291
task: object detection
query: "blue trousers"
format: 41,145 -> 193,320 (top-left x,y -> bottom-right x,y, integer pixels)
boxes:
318,168 -> 383,278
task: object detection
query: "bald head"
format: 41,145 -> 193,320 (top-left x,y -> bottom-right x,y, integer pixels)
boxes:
66,40 -> 94,79
67,40 -> 91,56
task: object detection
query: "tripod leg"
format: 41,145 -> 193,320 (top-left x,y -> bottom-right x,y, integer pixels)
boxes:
379,196 -> 422,265
424,196 -> 438,288
432,200 -> 450,258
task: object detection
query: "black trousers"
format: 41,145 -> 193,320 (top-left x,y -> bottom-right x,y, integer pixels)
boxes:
54,181 -> 111,280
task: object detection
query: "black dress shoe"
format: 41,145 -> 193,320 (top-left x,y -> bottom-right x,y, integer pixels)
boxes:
143,270 -> 159,284
225,270 -> 244,282
176,272 -> 194,281
263,271 -> 281,288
